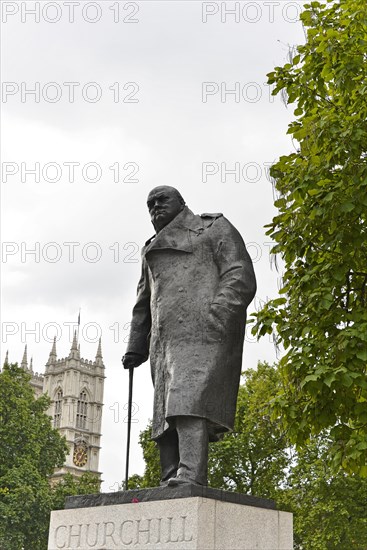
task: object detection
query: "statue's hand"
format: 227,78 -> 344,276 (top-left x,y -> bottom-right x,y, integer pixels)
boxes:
122,352 -> 146,369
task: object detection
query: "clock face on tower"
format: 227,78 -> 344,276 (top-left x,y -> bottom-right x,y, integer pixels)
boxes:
73,445 -> 88,467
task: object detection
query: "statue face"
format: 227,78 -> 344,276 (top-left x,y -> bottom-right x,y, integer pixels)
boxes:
147,186 -> 184,232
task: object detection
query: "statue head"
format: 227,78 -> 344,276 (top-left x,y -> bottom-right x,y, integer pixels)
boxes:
147,186 -> 186,232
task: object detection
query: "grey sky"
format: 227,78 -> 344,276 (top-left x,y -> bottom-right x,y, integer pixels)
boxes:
1,0 -> 306,491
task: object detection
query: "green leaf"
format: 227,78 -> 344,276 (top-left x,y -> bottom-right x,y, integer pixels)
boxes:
356,349 -> 367,361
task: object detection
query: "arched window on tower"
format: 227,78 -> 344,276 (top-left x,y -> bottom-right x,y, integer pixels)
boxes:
76,390 -> 88,430
54,389 -> 63,427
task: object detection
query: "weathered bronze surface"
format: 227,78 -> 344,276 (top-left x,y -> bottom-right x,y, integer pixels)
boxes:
123,187 -> 256,486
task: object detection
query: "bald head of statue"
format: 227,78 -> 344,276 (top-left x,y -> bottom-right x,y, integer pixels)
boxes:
147,186 -> 186,232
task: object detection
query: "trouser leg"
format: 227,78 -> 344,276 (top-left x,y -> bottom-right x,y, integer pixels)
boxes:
156,428 -> 179,483
175,416 -> 208,486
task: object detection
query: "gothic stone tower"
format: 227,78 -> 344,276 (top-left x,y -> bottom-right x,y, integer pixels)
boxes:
42,333 -> 105,482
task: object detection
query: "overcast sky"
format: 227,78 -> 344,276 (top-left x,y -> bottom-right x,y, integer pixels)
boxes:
1,0 -> 307,491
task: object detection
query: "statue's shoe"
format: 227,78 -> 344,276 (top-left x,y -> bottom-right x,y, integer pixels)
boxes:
167,476 -> 198,486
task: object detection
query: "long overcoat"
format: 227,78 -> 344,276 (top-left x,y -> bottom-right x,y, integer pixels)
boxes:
126,206 -> 256,440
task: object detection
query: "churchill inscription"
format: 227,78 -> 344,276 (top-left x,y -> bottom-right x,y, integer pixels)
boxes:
53,515 -> 193,548
49,499 -> 199,550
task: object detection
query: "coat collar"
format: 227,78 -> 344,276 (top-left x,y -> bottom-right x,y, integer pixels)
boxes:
144,207 -> 203,255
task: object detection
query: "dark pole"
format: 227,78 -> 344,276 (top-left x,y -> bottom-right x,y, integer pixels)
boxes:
124,366 -> 134,490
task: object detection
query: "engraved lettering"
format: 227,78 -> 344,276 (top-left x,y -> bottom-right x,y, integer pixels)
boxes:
136,518 -> 152,545
155,517 -> 162,544
85,523 -> 100,547
180,515 -> 194,542
102,521 -> 118,546
120,520 -> 133,545
54,515 -> 193,549
166,517 -> 179,543
55,525 -> 67,548
68,524 -> 82,547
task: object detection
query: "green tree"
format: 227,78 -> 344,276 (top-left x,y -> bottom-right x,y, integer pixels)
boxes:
0,363 -> 101,549
252,0 -> 367,475
51,472 -> 101,510
0,363 -> 68,549
278,434 -> 367,550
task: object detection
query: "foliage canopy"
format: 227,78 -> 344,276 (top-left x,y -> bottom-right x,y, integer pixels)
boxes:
0,363 -> 100,549
251,0 -> 367,475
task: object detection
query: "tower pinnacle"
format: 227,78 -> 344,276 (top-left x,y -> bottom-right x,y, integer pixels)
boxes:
46,336 -> 57,367
94,338 -> 104,367
69,331 -> 80,359
21,345 -> 28,370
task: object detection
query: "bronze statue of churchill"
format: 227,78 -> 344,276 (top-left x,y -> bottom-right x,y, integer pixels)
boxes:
123,186 -> 256,487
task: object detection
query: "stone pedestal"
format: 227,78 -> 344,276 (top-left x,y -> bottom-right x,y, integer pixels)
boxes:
48,485 -> 293,550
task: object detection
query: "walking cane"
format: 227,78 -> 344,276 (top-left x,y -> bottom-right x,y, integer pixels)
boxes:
124,366 -> 134,490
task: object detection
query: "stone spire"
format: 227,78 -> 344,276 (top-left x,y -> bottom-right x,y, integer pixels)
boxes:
4,350 -> 9,366
69,330 -> 80,359
30,357 -> 33,372
21,345 -> 28,370
47,336 -> 57,366
71,330 -> 78,349
94,337 -> 104,367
